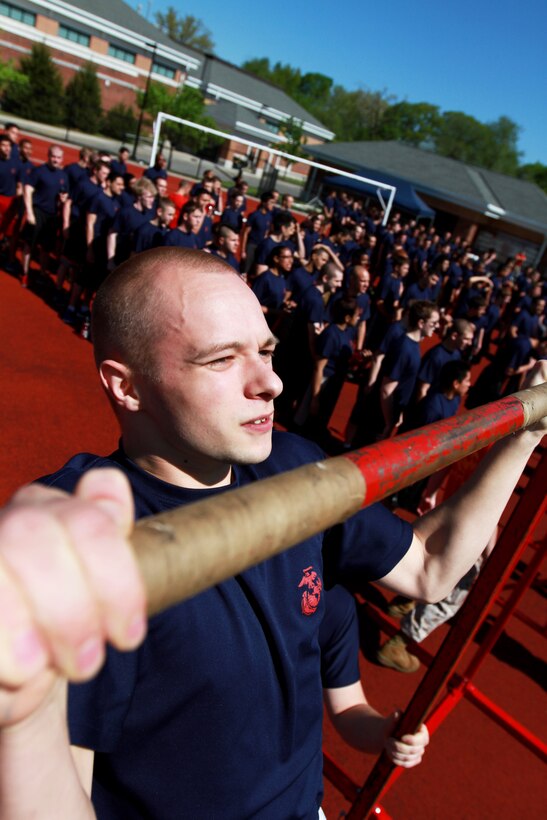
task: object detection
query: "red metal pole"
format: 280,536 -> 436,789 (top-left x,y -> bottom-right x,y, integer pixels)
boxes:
344,450 -> 547,819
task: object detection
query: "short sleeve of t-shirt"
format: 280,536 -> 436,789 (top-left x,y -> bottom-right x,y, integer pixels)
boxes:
319,586 -> 360,688
323,501 -> 413,586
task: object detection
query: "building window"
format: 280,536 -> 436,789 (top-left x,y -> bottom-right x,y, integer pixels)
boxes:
152,62 -> 176,80
0,1 -> 36,25
108,44 -> 136,64
59,24 -> 90,47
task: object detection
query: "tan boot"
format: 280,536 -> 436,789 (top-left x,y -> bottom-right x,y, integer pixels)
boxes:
377,634 -> 420,673
387,596 -> 416,619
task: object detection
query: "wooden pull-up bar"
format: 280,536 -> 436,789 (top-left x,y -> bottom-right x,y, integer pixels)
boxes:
131,383 -> 547,615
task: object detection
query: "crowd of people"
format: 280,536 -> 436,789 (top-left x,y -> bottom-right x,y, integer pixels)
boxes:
0,124 -> 546,817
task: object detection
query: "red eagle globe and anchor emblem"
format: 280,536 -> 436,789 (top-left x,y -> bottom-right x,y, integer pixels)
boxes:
298,566 -> 323,616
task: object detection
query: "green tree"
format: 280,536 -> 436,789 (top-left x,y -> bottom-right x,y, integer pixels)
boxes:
434,111 -> 493,166
274,117 -> 307,157
486,115 -> 521,175
139,82 -> 220,152
64,63 -> 102,134
101,103 -> 137,141
322,86 -> 392,141
3,43 -> 65,125
517,162 -> 547,194
378,101 -> 441,146
0,57 -> 28,98
155,7 -> 214,52
434,111 -> 521,173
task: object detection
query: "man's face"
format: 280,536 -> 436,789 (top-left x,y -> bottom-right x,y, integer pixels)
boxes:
109,176 -> 125,196
156,179 -> 168,197
197,193 -> 213,213
456,329 -> 474,350
356,272 -> 370,293
120,149 -> 129,162
132,270 -> 282,476
325,272 -> 343,292
159,205 -> 176,226
0,139 -> 11,160
233,195 -> 244,210
534,299 -> 545,316
140,190 -> 156,210
48,148 -> 63,168
221,231 -> 239,255
422,312 -> 440,338
280,222 -> 296,239
19,140 -> 32,161
186,208 -> 204,233
96,165 -> 110,186
311,250 -> 328,271
6,126 -> 19,144
276,249 -> 294,273
455,372 -> 472,397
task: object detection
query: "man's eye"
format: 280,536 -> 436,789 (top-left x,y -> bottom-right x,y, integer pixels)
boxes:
208,357 -> 233,368
260,349 -> 275,361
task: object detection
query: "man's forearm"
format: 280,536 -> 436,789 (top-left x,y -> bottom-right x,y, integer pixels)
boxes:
0,682 -> 95,819
413,428 -> 544,600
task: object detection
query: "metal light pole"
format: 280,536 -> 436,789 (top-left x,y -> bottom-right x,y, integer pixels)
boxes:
132,41 -> 157,161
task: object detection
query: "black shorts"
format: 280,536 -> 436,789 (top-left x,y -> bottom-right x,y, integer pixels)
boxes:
23,207 -> 60,253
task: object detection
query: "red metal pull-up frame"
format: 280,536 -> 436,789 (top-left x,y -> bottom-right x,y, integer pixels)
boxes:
340,448 -> 546,819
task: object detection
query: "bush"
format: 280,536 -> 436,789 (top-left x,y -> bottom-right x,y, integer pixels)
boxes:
101,103 -> 137,141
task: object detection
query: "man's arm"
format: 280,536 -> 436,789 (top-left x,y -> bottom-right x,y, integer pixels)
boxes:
414,379 -> 430,403
23,184 -> 35,224
379,376 -> 399,437
381,424 -> 545,602
324,683 -> 428,767
0,470 -> 146,818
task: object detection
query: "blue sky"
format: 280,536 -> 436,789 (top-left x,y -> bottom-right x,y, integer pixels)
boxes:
130,0 -> 547,165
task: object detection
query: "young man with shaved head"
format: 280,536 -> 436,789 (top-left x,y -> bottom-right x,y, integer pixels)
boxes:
0,248 -> 545,819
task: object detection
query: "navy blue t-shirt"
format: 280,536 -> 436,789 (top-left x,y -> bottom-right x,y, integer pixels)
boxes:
27,163 -> 68,214
164,227 -> 199,249
252,269 -> 286,310
247,208 -> 273,245
39,433 -> 411,820
418,344 -> 461,389
382,334 -> 421,409
319,586 -> 360,689
0,155 -> 19,196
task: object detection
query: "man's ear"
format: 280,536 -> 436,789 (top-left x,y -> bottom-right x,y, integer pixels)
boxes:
99,360 -> 141,411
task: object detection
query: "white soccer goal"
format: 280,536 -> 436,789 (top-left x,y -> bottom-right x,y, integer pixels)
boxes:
150,112 -> 396,225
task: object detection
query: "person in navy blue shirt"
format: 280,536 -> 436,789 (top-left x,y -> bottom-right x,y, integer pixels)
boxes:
251,243 -> 292,327
414,318 -> 474,402
0,249 -> 545,819
21,144 -> 69,285
106,178 -> 157,265
0,133 -> 19,248
143,153 -> 168,183
294,296 -> 360,438
165,201 -> 203,250
240,190 -> 276,274
207,223 -> 241,272
349,301 -> 440,447
133,197 -> 176,254
110,146 -> 129,179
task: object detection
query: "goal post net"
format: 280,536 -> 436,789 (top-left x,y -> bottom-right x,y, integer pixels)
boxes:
150,112 -> 396,225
